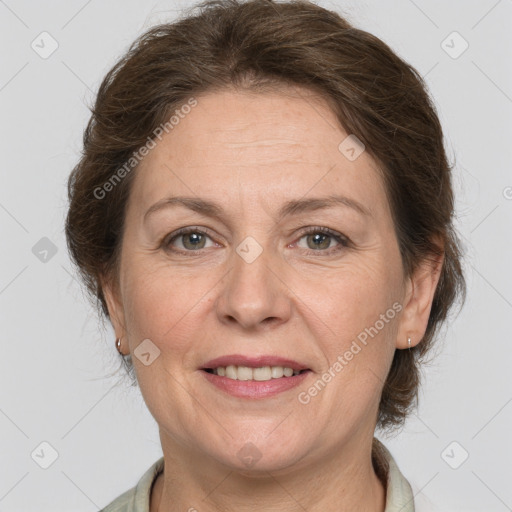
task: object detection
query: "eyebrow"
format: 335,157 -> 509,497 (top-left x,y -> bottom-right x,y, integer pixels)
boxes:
143,194 -> 372,223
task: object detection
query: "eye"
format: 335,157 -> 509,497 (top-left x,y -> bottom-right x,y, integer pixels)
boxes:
164,227 -> 217,254
294,227 -> 349,255
162,226 -> 350,257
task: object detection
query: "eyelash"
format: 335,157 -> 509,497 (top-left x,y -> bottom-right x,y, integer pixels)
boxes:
162,226 -> 350,257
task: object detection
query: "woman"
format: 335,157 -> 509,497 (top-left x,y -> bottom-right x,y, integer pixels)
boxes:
65,0 -> 466,510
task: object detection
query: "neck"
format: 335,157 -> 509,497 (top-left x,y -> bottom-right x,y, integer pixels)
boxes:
151,434 -> 387,512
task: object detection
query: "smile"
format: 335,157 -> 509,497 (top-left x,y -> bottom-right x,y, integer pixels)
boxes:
205,365 -> 307,381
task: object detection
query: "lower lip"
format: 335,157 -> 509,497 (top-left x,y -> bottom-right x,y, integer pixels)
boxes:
201,370 -> 311,399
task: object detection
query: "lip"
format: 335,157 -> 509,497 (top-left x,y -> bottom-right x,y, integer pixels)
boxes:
200,354 -> 312,399
202,354 -> 309,371
201,369 -> 311,399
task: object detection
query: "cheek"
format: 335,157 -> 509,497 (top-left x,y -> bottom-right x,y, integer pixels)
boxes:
296,267 -> 399,434
121,260 -> 216,354
294,257 -> 401,412
298,258 -> 400,342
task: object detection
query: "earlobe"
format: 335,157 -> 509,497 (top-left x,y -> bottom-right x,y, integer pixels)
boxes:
395,250 -> 444,350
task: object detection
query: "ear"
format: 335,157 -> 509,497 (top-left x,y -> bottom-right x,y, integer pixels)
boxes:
100,273 -> 127,344
395,244 -> 444,349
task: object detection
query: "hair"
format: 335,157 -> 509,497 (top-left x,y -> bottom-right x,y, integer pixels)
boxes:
65,0 -> 466,433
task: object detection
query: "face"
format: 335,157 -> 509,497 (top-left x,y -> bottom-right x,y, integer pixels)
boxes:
104,86 -> 438,474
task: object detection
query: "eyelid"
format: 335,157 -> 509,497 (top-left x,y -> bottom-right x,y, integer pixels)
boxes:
294,226 -> 348,242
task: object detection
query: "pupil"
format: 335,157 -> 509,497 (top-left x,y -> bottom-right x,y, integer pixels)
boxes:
310,233 -> 328,249
181,232 -> 205,250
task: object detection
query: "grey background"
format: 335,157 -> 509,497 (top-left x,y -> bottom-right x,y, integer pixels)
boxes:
1,0 -> 511,510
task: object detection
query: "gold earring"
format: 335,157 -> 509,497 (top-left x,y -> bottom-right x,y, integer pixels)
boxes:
116,337 -> 123,355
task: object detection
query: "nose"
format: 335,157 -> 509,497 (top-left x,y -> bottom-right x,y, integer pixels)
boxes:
215,239 -> 292,332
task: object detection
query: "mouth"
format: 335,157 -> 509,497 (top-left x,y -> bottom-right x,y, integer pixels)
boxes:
203,365 -> 309,381
200,355 -> 312,399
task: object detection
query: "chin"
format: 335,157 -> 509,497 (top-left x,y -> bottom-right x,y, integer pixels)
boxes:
210,434 -> 312,475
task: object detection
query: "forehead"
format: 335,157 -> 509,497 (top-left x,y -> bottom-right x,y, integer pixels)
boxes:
128,87 -> 388,220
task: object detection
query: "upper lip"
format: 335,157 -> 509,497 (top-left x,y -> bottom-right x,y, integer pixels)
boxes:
202,354 -> 309,371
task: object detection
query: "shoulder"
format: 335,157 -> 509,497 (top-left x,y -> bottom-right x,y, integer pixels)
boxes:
99,457 -> 165,512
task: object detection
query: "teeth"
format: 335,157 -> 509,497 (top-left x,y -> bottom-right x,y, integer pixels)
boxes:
210,365 -> 303,381
271,366 -> 284,378
253,366 -> 272,381
237,366 -> 253,381
225,365 -> 237,379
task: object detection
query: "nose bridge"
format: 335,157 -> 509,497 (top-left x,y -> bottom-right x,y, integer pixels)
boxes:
216,231 -> 291,329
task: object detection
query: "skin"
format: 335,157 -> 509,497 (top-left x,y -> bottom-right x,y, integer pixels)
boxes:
102,86 -> 443,512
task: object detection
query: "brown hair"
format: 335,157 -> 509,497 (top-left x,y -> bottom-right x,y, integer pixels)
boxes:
65,0 -> 466,432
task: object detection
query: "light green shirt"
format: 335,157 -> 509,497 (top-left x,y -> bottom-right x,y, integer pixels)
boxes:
100,438 -> 415,511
